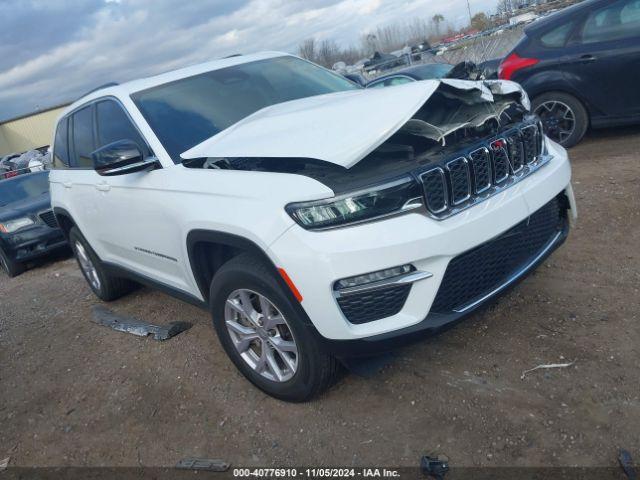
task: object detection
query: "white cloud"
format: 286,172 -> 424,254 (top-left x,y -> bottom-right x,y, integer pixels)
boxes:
0,0 -> 497,120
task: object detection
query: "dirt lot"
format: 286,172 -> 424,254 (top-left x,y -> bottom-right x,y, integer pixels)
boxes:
1,127 -> 639,470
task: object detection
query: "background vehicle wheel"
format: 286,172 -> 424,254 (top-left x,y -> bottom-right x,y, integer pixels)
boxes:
533,91 -> 588,148
209,253 -> 339,402
68,227 -> 136,301
0,246 -> 25,277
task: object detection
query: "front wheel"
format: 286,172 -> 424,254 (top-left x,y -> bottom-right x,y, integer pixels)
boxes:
210,254 -> 339,402
533,91 -> 588,148
68,227 -> 136,301
0,246 -> 25,277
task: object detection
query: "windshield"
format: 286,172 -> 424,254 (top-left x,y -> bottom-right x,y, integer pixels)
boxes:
132,56 -> 360,161
0,173 -> 50,207
413,63 -> 453,79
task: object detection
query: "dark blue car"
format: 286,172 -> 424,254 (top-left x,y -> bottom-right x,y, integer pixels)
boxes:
0,172 -> 67,277
499,0 -> 640,147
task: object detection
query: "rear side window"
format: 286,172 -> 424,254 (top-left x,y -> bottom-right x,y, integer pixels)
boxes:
582,0 -> 640,43
540,21 -> 575,47
95,100 -> 150,155
53,117 -> 70,168
70,106 -> 95,168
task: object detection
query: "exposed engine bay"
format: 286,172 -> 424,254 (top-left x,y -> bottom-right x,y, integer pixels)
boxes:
183,79 -> 535,193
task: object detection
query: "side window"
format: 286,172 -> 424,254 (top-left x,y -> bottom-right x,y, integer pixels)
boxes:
70,105 -> 95,168
53,117 -> 70,168
95,100 -> 150,155
540,21 -> 575,48
582,0 -> 640,44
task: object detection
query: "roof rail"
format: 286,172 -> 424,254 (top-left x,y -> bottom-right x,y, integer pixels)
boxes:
77,82 -> 119,100
224,53 -> 242,58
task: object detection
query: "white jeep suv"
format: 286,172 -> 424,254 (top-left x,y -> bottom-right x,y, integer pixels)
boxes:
50,52 -> 576,401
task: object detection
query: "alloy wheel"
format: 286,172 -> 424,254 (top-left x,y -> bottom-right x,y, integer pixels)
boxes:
535,100 -> 576,144
224,289 -> 299,382
75,241 -> 101,291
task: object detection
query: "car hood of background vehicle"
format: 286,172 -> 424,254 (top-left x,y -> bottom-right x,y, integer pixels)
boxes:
0,192 -> 51,223
180,78 -> 528,169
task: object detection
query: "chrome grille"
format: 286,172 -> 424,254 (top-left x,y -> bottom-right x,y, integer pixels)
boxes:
469,147 -> 491,194
419,121 -> 546,220
446,157 -> 471,205
521,124 -> 540,164
506,132 -> 525,173
420,168 -> 448,214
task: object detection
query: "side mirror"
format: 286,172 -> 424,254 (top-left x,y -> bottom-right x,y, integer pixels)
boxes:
92,140 -> 159,176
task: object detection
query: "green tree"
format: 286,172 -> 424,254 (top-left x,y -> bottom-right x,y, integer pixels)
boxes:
432,14 -> 445,37
470,12 -> 490,31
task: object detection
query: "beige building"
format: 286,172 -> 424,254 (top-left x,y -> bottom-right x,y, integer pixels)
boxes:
0,104 -> 69,157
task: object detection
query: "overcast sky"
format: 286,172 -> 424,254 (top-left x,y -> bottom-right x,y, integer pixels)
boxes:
0,0 -> 497,121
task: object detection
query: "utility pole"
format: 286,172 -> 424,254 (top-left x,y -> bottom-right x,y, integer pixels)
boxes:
466,0 -> 473,27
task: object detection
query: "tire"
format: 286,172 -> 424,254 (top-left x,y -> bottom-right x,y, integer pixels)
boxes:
209,253 -> 339,402
68,227 -> 136,301
533,91 -> 589,148
0,246 -> 25,277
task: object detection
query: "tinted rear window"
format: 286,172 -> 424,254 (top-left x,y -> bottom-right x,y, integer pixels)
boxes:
132,56 -> 359,161
540,21 -> 575,47
0,173 -> 49,207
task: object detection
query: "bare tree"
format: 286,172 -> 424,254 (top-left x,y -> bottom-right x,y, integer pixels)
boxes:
496,0 -> 514,15
317,39 -> 341,68
298,38 -> 317,61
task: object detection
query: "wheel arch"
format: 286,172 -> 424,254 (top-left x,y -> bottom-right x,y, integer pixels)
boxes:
186,229 -> 287,305
52,207 -> 77,239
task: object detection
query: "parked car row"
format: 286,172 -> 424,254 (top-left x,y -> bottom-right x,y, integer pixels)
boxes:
343,0 -> 639,148
0,171 -> 67,277
499,0 -> 640,147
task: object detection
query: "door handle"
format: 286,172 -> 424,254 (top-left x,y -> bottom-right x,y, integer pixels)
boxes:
95,183 -> 111,192
579,54 -> 597,63
63,182 -> 72,189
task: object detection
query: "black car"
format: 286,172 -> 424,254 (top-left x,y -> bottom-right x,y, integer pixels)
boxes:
499,0 -> 640,147
0,172 -> 67,277
365,63 -> 454,88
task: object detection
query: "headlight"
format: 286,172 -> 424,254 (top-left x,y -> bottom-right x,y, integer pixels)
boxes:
0,217 -> 35,233
286,176 -> 423,230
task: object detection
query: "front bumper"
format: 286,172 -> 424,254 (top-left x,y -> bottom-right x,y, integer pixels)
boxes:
0,225 -> 68,263
269,139 -> 575,349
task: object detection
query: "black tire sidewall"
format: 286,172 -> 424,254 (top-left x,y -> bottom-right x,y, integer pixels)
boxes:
210,259 -> 326,402
533,92 -> 588,148
68,227 -> 109,300
0,246 -> 23,277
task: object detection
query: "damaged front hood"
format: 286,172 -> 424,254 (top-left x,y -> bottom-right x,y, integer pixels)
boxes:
180,79 -> 529,169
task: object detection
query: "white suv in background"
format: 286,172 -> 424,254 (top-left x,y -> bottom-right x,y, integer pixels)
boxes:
50,52 -> 576,401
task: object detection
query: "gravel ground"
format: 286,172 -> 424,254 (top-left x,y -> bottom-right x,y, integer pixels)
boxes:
1,126 -> 639,470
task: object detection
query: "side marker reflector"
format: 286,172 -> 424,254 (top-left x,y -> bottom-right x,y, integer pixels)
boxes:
278,268 -> 303,303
